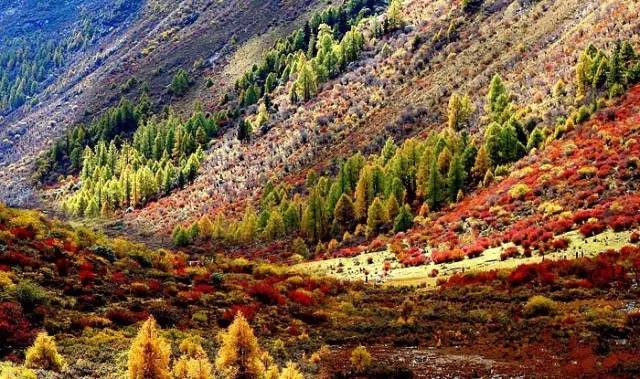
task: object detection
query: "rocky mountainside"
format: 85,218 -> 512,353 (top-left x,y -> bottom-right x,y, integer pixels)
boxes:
0,0 -> 324,206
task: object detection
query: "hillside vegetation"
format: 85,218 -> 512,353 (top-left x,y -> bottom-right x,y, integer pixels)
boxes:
1,0 -> 640,377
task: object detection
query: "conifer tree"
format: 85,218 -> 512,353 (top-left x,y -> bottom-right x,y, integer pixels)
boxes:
385,195 -> 400,222
447,93 -> 474,131
486,74 -> 510,124
332,193 -> 356,235
128,317 -> 171,379
447,154 -> 465,201
386,0 -> 404,31
239,206 -> 258,243
472,144 -> 491,180
294,54 -> 317,102
25,332 -> 66,372
366,197 -> 387,235
354,166 -> 374,222
393,204 -> 413,233
526,127 -> 544,151
215,313 -> 264,379
302,188 -> 327,242
426,156 -> 444,210
264,209 -> 285,240
278,362 -> 304,379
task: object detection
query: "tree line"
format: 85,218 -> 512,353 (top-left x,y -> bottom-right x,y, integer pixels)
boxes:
175,38 -> 640,254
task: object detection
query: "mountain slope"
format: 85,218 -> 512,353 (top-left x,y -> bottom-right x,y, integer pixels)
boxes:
112,0 -> 639,242
0,0 -> 325,206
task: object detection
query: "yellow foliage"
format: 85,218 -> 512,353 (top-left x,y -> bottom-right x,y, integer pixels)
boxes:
508,184 -> 531,199
215,313 -> 264,378
264,365 -> 280,379
127,317 -> 171,379
0,363 -> 36,379
0,271 -> 14,289
179,335 -> 207,359
173,357 -> 190,379
350,346 -> 371,373
186,358 -> 214,379
24,332 -> 66,372
278,362 -> 304,379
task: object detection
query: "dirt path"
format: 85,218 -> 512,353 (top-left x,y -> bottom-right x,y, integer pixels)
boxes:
322,344 -> 532,378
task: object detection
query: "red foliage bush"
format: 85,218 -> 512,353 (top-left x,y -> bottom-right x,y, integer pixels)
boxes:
111,272 -> 128,284
9,227 -> 35,239
0,302 -> 34,356
0,251 -> 40,268
464,243 -> 484,258
500,246 -> 519,261
248,282 -> 285,305
431,249 -> 465,264
610,216 -> 635,232
222,304 -> 259,323
579,222 -> 606,237
573,209 -> 602,224
631,231 -> 640,243
442,270 -> 498,287
147,279 -> 161,292
551,238 -> 570,250
106,308 -> 149,326
79,270 -> 96,285
193,284 -> 214,294
288,289 -> 315,306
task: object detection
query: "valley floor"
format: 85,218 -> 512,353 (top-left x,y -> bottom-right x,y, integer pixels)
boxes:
295,229 -> 636,287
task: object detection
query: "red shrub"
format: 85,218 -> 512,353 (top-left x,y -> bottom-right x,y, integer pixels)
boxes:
106,308 -> 149,326
0,251 -> 39,268
147,279 -> 161,292
573,209 -> 602,224
579,222 -> 606,237
631,232 -> 640,243
442,270 -> 498,287
431,249 -> 465,264
79,269 -> 96,285
288,289 -> 315,306
248,282 -> 285,305
222,304 -> 259,323
193,284 -> 214,294
500,246 -> 519,261
551,238 -> 570,250
610,216 -> 635,232
111,272 -> 128,284
9,227 -> 35,239
0,302 -> 34,356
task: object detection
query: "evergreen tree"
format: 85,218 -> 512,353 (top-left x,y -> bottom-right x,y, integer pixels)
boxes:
302,188 -> 327,241
385,195 -> 400,222
215,313 -> 264,379
294,54 -> 317,101
447,93 -> 474,131
354,165 -> 374,221
426,156 -> 445,210
386,0 -> 404,31
170,69 -> 191,96
393,204 -> 414,233
486,74 -> 510,124
332,193 -> 356,235
447,154 -> 465,201
472,145 -> 491,180
526,127 -> 544,151
264,209 -> 285,240
25,332 -> 66,372
238,119 -> 252,142
366,197 -> 387,235
128,317 -> 171,379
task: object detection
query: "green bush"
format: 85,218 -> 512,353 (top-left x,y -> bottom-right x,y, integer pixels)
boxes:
14,280 -> 48,309
523,295 -> 558,318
